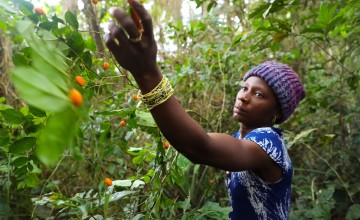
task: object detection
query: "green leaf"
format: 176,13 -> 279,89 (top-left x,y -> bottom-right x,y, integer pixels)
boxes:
131,180 -> 145,189
301,24 -> 324,34
112,180 -> 132,187
346,204 -> 360,220
36,107 -> 79,166
109,191 -> 135,202
132,155 -> 143,165
288,128 -> 317,149
66,31 -> 85,55
28,37 -> 68,88
24,173 -> 39,187
65,11 -> 79,30
29,106 -> 46,117
135,110 -> 156,127
0,1 -> 17,14
82,51 -> 92,68
317,187 -> 334,203
249,3 -> 271,19
12,53 -> 29,67
11,157 -> 29,167
85,37 -> 97,51
99,191 -> 135,205
0,20 -> 7,32
11,67 -> 69,112
9,137 -> 37,154
15,20 -> 34,37
318,3 -> 336,26
0,109 -> 24,124
96,109 -> 136,117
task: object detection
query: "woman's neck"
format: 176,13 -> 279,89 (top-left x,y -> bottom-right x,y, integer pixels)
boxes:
239,123 -> 272,138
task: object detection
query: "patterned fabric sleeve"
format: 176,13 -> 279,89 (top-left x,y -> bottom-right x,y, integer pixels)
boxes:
243,127 -> 291,173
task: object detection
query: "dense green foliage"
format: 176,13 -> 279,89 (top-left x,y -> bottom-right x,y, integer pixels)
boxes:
0,0 -> 359,219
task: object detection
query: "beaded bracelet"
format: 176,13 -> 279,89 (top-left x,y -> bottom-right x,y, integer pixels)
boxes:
138,75 -> 174,110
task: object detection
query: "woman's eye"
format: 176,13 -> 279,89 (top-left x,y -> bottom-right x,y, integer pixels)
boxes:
255,92 -> 263,98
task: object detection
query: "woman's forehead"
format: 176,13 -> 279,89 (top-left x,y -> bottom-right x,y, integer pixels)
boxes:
242,76 -> 272,91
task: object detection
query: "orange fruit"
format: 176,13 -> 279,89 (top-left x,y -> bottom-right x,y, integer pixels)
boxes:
163,141 -> 170,149
132,94 -> 138,101
69,89 -> 83,107
104,178 -> 112,186
103,62 -> 110,70
75,76 -> 85,87
92,0 -> 99,4
120,120 -> 126,127
34,8 -> 45,15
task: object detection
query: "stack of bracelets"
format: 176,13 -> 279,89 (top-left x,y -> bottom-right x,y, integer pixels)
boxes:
138,75 -> 174,110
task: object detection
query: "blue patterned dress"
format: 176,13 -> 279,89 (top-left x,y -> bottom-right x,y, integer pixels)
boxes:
226,127 -> 292,220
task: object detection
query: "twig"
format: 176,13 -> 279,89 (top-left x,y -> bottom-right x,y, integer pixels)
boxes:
31,151 -> 68,218
217,50 -> 227,132
304,143 -> 354,203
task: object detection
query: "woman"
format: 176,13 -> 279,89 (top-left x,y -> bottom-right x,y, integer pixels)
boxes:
104,1 -> 305,219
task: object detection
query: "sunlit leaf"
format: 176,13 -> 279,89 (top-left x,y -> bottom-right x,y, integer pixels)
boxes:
288,128 -> 317,149
11,67 -> 69,112
112,180 -> 132,187
36,107 -> 79,166
109,191 -> 135,202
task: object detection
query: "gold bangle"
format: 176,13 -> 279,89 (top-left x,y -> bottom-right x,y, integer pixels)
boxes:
139,75 -> 174,110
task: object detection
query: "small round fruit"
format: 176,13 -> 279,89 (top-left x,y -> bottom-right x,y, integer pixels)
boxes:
70,89 -> 83,107
103,62 -> 110,70
104,178 -> 112,186
92,0 -> 99,4
132,94 -> 138,101
75,76 -> 85,87
34,8 -> 45,15
120,120 -> 126,127
163,141 -> 170,149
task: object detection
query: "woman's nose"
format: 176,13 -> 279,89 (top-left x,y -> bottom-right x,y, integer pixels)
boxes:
238,91 -> 249,103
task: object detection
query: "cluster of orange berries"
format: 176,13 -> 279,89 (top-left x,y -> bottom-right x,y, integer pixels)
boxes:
69,75 -> 86,107
69,62 -> 111,107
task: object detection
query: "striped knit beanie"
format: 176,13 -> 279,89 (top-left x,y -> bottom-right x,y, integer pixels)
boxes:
243,61 -> 305,123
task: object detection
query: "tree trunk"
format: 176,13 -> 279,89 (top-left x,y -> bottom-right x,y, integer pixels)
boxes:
0,31 -> 21,107
82,0 -> 105,58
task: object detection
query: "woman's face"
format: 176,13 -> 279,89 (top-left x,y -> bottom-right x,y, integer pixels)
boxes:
233,76 -> 281,127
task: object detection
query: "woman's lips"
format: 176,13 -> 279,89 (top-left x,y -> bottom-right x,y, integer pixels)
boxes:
234,106 -> 247,114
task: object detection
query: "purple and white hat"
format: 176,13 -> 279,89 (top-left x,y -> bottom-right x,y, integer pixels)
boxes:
243,61 -> 306,123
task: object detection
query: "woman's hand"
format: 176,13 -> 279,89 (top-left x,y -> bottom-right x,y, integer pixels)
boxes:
104,0 -> 159,78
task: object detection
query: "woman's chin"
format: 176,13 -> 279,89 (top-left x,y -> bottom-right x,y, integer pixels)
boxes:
232,114 -> 243,122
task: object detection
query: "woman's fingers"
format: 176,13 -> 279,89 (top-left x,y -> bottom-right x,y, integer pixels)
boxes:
109,7 -> 142,42
128,0 -> 154,38
107,22 -> 128,45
